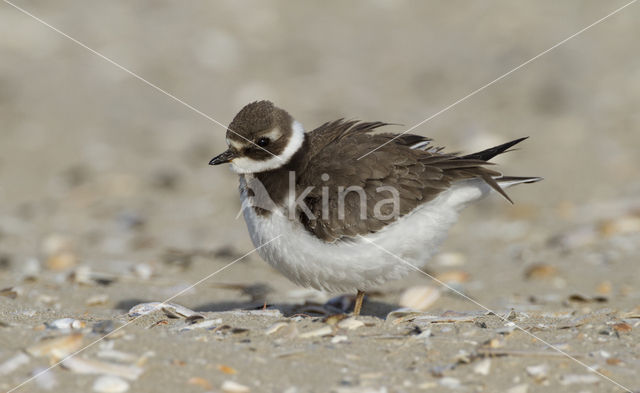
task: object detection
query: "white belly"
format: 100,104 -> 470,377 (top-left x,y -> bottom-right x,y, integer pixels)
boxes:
240,178 -> 491,292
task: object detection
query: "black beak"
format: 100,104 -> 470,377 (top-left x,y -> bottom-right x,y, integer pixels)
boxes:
209,149 -> 236,165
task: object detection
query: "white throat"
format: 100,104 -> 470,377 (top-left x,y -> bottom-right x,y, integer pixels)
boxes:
230,120 -> 305,174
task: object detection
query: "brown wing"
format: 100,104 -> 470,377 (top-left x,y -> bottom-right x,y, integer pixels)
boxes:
297,121 -> 504,242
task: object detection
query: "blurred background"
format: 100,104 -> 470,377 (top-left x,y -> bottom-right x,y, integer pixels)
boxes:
1,0 -> 639,295
1,1 -> 640,391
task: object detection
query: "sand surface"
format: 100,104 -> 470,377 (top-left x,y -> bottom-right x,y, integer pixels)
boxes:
1,1 -> 639,392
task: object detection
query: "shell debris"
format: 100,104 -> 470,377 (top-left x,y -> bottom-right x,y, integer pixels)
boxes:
0,352 -> 31,376
265,322 -> 289,335
127,302 -> 202,319
26,333 -> 84,361
188,377 -> 212,389
525,364 -> 548,382
473,358 -> 491,376
337,317 -> 364,331
93,375 -> 130,393
62,357 -> 144,380
299,325 -> 333,338
222,380 -> 250,393
398,286 -> 441,311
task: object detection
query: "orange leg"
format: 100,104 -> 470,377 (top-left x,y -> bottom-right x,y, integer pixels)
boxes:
353,290 -> 365,316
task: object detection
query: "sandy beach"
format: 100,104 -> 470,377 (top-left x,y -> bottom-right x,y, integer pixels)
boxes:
1,1 -> 639,392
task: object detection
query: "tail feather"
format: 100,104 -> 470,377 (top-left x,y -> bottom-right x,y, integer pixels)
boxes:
460,136 -> 529,161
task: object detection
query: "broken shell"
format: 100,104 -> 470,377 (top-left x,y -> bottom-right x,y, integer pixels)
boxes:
188,377 -> 212,389
524,264 -> 558,279
525,364 -> 548,381
86,294 -> 110,306
473,358 -> 491,376
434,252 -> 466,266
0,352 -> 30,376
337,317 -> 364,331
132,264 -> 153,280
46,318 -> 86,331
46,252 -> 77,271
62,357 -> 143,380
27,333 -> 84,360
177,318 -> 221,332
96,350 -> 138,363
507,384 -> 529,393
217,365 -> 237,375
612,322 -> 632,333
559,374 -> 600,385
93,376 -> 130,393
323,314 -> 348,326
435,270 -> 470,284
221,380 -> 250,393
265,322 -> 289,335
595,281 -> 611,295
128,302 -> 202,319
398,286 -> 441,311
0,287 -> 18,299
439,377 -> 460,389
32,367 -> 58,391
299,326 -> 333,338
331,335 -> 348,344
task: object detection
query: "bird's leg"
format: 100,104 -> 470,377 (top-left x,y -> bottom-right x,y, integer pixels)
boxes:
353,290 -> 365,316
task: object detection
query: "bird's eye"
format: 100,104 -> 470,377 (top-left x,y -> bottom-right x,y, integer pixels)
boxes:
257,137 -> 270,147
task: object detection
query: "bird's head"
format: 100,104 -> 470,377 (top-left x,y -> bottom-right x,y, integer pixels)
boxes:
209,100 -> 305,174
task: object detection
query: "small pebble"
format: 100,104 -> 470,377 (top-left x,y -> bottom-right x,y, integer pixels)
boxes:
92,376 -> 130,393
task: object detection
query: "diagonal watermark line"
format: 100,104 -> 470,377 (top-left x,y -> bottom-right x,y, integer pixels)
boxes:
358,0 -> 639,160
5,235 -> 282,393
358,236 -> 633,393
2,0 -> 281,161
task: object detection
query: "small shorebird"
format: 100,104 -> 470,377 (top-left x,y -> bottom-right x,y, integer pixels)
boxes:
210,101 -> 541,316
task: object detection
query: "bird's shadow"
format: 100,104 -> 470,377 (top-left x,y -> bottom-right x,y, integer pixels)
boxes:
115,297 -> 398,319
193,297 -> 398,319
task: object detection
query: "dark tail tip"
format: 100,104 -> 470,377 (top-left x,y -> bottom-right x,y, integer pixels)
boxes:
461,136 -> 529,161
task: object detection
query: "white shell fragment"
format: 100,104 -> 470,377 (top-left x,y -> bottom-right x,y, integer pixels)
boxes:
86,294 -> 110,306
27,333 -> 84,360
299,326 -> 333,338
221,380 -> 250,392
93,375 -> 130,393
525,364 -> 548,381
398,286 -> 441,311
559,374 -> 600,385
473,358 -> 491,376
265,322 -> 289,335
0,352 -> 30,376
127,302 -> 202,319
62,357 -> 143,380
331,335 -> 348,344
176,318 -> 222,332
337,317 -> 364,331
96,350 -> 138,363
32,367 -> 58,390
46,318 -> 86,331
